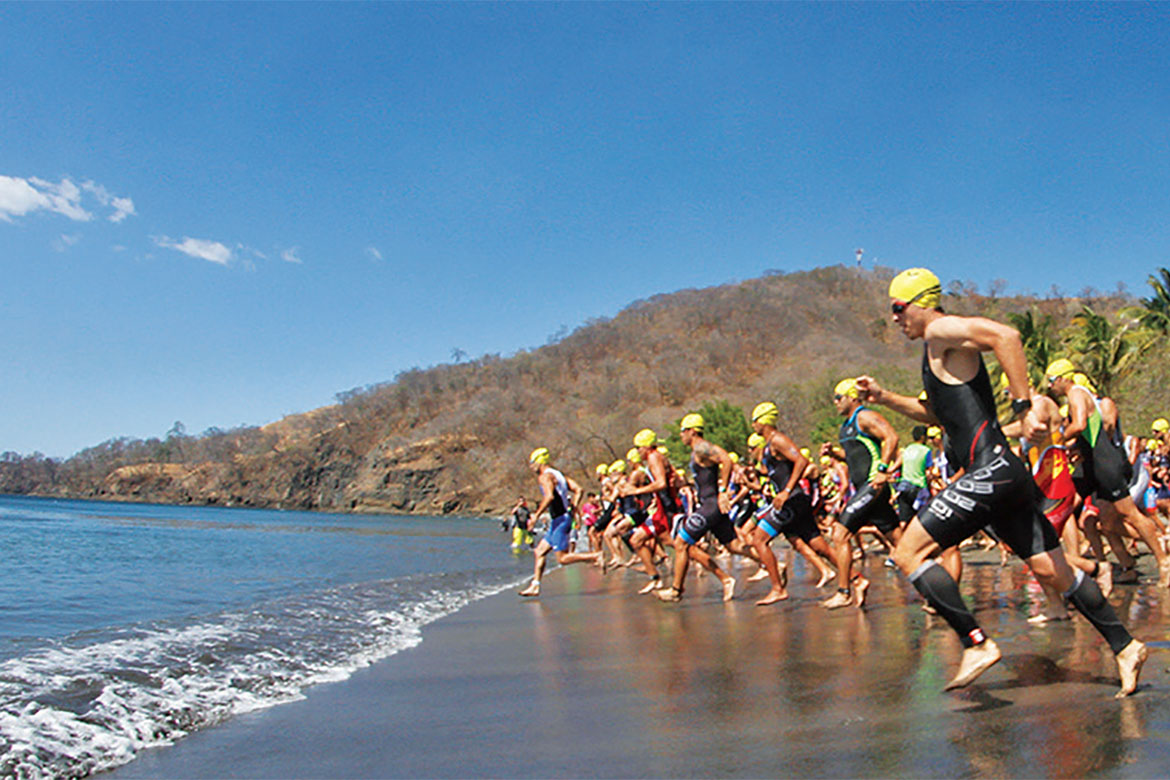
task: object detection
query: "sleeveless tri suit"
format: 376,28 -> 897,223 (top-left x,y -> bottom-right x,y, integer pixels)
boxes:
915,352 -> 1060,557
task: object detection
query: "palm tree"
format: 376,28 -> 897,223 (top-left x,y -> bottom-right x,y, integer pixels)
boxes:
1063,305 -> 1150,397
1137,267 -> 1170,334
1006,309 -> 1057,387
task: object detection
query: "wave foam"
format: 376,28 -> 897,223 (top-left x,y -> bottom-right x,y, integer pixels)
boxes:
0,572 -> 524,779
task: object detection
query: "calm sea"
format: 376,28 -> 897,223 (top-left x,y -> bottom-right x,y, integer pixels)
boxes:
0,495 -> 529,779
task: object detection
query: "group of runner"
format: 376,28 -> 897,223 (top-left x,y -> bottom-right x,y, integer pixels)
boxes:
517,267 -> 1162,697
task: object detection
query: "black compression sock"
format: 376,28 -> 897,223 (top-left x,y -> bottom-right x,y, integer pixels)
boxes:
1064,570 -> 1132,655
909,562 -> 985,648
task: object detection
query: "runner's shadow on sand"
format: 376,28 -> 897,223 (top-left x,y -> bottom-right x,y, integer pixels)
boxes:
986,653 -> 1116,691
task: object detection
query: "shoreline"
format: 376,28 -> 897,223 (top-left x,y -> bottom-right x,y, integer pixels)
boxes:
0,491 -> 500,520
107,549 -> 1170,779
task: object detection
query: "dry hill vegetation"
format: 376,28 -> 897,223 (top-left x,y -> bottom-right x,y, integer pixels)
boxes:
3,265 -> 1168,516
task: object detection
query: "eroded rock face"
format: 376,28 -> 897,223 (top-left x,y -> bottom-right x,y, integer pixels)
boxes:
92,432 -> 494,516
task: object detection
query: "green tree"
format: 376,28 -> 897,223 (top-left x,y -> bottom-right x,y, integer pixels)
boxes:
662,399 -> 752,464
1063,305 -> 1150,397
1006,309 -> 1057,387
1136,266 -> 1170,334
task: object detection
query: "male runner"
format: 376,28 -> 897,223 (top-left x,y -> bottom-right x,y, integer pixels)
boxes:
654,414 -> 740,603
857,267 -> 1145,696
1046,359 -> 1170,588
750,402 -> 836,589
518,448 -> 603,597
820,378 -> 900,608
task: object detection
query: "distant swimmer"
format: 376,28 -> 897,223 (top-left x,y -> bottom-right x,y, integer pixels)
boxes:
819,378 -> 901,609
507,496 -> 534,550
518,448 -> 604,598
750,402 -> 836,592
858,267 -> 1146,696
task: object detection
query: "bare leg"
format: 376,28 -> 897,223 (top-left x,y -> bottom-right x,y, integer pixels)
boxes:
519,540 -> 552,596
746,528 -> 788,605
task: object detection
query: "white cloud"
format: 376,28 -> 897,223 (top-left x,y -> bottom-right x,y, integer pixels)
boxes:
82,180 -> 136,223
0,174 -> 136,224
280,247 -> 303,264
366,245 -> 383,262
154,235 -> 233,266
51,233 -> 82,252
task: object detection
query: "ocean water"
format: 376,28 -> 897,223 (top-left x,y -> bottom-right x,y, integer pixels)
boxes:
0,495 -> 529,779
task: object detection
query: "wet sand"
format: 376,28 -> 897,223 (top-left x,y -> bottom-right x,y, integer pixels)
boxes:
111,550 -> 1170,778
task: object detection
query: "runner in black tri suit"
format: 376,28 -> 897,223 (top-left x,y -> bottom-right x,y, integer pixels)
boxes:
819,378 -> 900,609
856,267 -> 1146,696
750,402 -> 836,590
654,414 -> 738,603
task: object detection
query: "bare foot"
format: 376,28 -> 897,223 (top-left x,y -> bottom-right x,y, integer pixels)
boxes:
722,577 -> 736,602
822,590 -> 852,609
518,582 -> 540,598
944,639 -> 1001,690
755,588 -> 789,606
747,567 -> 770,582
638,578 -> 662,595
853,576 -> 869,608
815,569 -> 835,589
1026,611 -> 1070,624
1115,639 -> 1148,698
654,586 -> 682,603
1158,560 -> 1170,589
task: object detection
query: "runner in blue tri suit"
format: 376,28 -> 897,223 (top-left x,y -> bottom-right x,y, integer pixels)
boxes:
518,448 -> 604,597
750,402 -> 836,590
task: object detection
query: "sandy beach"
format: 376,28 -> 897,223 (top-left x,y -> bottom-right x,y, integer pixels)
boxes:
110,550 -> 1170,779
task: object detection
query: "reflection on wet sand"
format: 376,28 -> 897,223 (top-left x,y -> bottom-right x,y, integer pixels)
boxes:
528,548 -> 1168,777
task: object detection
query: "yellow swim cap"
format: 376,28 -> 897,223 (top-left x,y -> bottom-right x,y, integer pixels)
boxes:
747,433 -> 765,449
626,447 -> 642,464
926,426 -> 942,439
751,401 -> 779,426
1153,418 -> 1169,433
529,447 -> 550,465
633,428 -> 657,448
729,452 -> 740,464
833,378 -> 859,400
657,445 -> 669,455
800,447 -> 811,459
819,455 -> 832,466
1045,358 -> 1076,380
680,413 -> 704,432
1073,372 -> 1097,394
1148,439 -> 1160,451
595,463 -> 608,476
608,459 -> 627,474
888,268 -> 942,309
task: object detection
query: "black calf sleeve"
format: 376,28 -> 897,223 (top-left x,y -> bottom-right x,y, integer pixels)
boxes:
1064,570 -> 1132,655
910,561 -> 985,648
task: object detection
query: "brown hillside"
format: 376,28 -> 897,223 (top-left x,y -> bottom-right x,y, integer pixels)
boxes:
2,265 -> 1162,516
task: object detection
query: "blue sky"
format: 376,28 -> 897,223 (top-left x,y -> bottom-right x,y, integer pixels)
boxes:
2,2 -> 1168,458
